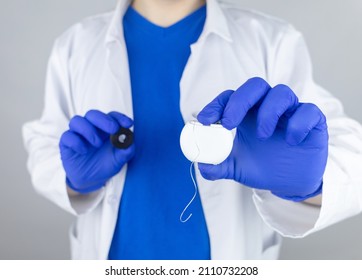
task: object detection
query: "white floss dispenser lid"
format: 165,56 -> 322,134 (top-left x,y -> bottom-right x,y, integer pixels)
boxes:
180,120 -> 235,165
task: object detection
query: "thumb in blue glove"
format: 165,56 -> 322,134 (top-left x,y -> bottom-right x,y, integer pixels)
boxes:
197,77 -> 328,202
59,110 -> 135,194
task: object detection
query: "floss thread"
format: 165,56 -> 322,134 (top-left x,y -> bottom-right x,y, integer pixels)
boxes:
179,123 -> 200,223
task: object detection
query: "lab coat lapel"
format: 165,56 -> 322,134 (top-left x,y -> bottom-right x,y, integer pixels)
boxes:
98,0 -> 133,260
179,0 -> 255,260
104,0 -> 133,119
180,43 -> 252,258
105,42 -> 133,118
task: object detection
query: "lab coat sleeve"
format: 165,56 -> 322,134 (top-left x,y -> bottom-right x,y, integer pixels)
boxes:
252,25 -> 362,237
22,35 -> 105,216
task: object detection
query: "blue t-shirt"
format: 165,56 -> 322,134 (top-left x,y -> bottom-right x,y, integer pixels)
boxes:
108,6 -> 210,260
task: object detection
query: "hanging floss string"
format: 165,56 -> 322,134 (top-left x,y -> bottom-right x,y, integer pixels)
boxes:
179,118 -> 235,223
179,160 -> 199,223
179,123 -> 200,223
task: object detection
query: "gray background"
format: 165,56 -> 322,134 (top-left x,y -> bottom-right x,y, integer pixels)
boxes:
1,0 -> 361,259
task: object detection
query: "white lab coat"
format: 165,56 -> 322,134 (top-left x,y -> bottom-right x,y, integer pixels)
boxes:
23,0 -> 362,259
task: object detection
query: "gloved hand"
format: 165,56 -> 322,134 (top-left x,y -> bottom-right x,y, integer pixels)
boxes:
59,110 -> 135,194
197,77 -> 328,202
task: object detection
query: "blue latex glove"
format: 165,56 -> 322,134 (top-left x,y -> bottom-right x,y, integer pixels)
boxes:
197,77 -> 328,202
59,110 -> 135,194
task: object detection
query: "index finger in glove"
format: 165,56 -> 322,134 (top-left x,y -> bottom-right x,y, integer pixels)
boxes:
85,110 -> 120,134
221,77 -> 271,130
197,90 -> 234,125
107,111 -> 134,128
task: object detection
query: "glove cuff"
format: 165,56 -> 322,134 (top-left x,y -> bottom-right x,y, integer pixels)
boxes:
66,178 -> 104,194
272,181 -> 323,202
